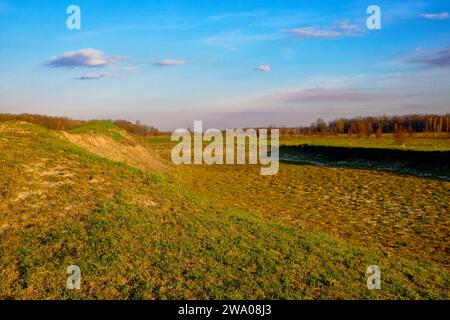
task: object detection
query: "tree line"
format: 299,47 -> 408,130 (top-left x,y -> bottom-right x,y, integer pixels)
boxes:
0,113 -> 160,136
276,114 -> 450,137
1,112 -> 449,137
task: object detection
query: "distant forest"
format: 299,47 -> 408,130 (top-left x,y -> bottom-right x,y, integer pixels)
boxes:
277,114 -> 450,137
1,113 -> 449,137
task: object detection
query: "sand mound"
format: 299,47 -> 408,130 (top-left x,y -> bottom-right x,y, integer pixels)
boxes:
61,131 -> 166,174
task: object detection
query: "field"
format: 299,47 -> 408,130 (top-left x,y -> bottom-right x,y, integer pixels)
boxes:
280,133 -> 450,151
0,121 -> 449,299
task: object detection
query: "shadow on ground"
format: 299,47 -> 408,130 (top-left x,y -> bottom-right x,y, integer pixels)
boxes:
280,145 -> 450,181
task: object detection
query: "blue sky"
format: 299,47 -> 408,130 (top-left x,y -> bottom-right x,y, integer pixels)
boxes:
0,0 -> 449,129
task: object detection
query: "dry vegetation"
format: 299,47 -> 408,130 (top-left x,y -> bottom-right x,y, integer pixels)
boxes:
61,128 -> 166,174
0,119 -> 449,300
173,163 -> 450,266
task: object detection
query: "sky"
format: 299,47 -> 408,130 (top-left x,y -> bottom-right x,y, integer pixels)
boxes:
0,0 -> 449,130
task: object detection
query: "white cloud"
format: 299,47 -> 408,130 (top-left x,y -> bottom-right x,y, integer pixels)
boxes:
254,65 -> 271,72
153,59 -> 186,66
284,27 -> 341,38
45,49 -> 120,68
120,66 -> 139,72
117,66 -> 140,75
283,21 -> 362,38
419,13 -> 449,20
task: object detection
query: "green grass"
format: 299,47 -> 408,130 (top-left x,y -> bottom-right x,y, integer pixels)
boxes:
145,132 -> 450,152
69,120 -> 126,142
280,133 -> 450,151
0,122 -> 448,299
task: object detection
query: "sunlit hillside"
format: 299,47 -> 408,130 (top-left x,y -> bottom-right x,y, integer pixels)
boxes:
0,121 -> 448,299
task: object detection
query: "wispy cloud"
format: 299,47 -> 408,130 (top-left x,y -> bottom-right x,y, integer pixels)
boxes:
73,66 -> 139,80
45,49 -> 121,68
267,87 -> 378,103
283,21 -> 363,38
254,65 -> 271,72
153,59 -> 186,67
382,1 -> 428,22
119,66 -> 139,73
419,12 -> 449,20
284,27 -> 341,38
74,73 -> 109,80
406,47 -> 450,67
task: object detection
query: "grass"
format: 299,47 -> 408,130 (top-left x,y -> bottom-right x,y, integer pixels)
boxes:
280,133 -> 450,151
0,121 -> 449,299
172,163 -> 450,266
69,120 -> 126,142
143,132 -> 450,152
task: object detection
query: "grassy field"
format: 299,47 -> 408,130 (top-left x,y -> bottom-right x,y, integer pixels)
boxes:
143,132 -> 450,151
69,120 -> 127,142
280,133 -> 450,151
0,121 -> 449,299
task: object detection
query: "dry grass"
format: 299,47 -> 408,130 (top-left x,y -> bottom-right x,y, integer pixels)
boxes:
0,121 -> 448,299
173,163 -> 450,267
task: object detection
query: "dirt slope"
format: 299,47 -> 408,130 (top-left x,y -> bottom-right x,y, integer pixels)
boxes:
61,131 -> 166,174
